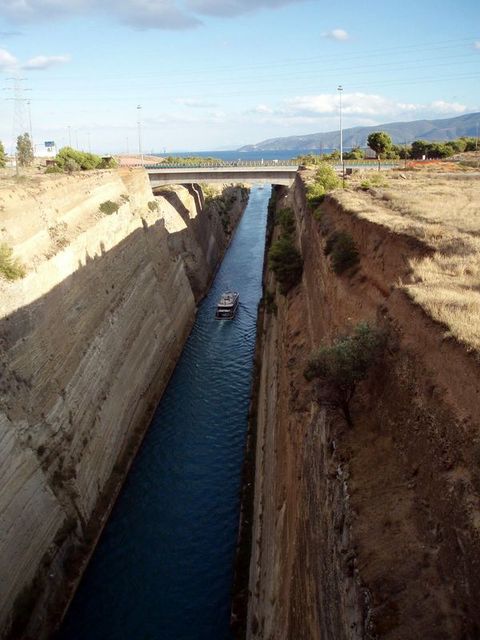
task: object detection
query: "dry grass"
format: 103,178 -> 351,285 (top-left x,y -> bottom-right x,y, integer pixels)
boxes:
334,171 -> 480,351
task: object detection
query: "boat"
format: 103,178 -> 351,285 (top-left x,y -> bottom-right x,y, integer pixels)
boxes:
215,291 -> 239,320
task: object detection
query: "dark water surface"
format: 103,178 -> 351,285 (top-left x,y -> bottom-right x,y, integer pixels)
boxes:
58,186 -> 270,640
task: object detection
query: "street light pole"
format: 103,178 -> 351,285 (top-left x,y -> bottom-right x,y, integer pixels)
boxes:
338,85 -> 343,164
137,105 -> 144,165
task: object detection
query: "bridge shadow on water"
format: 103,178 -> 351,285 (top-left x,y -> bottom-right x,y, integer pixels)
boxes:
57,186 -> 271,640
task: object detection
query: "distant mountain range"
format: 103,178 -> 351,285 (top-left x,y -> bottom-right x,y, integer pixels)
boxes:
238,112 -> 480,152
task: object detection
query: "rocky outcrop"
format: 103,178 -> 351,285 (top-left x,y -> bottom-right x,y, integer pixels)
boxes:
247,175 -> 480,639
0,169 -> 247,639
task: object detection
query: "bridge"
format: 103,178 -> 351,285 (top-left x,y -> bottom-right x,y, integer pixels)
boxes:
144,159 -> 404,189
145,160 -> 299,187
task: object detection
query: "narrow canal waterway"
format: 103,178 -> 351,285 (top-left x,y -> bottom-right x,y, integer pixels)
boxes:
58,185 -> 270,640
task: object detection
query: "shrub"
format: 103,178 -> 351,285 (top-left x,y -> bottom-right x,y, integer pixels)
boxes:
306,163 -> 341,208
276,207 -> 295,236
0,244 -> 26,280
268,236 -> 303,294
264,289 -> 277,314
45,164 -> 64,174
324,231 -> 359,274
202,184 -> 217,202
306,182 -> 327,208
359,173 -> 388,190
55,147 -> 103,171
148,200 -> 159,212
98,157 -> 118,169
315,163 -> 341,191
64,158 -> 80,173
99,200 -> 119,215
305,322 -> 386,425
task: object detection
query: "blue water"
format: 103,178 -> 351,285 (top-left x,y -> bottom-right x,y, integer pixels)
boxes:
58,186 -> 270,640
160,149 -> 334,162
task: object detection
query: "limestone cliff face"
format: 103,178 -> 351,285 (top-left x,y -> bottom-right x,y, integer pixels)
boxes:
0,169 -> 247,639
247,175 -> 480,640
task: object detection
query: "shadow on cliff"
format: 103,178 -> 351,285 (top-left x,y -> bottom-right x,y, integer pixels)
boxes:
0,211 -> 201,640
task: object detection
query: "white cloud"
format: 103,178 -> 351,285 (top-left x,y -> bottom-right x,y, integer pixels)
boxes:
0,47 -> 17,69
280,93 -> 467,120
474,41 -> 480,50
0,0 -> 308,28
429,100 -> 467,114
22,54 -> 70,69
248,104 -> 274,114
322,28 -> 349,41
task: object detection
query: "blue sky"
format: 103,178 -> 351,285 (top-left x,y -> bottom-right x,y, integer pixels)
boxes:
0,0 -> 479,152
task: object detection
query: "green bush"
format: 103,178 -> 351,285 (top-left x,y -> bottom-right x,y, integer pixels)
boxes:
55,147 -> 103,171
324,231 -> 359,274
45,165 -> 64,174
306,182 -> 327,208
268,236 -> 303,294
306,163 -> 341,208
315,163 -> 342,191
276,207 -> 295,236
148,200 -> 159,211
0,244 -> 26,280
304,322 -> 386,425
98,157 -> 118,169
99,200 -> 119,215
343,147 -> 365,160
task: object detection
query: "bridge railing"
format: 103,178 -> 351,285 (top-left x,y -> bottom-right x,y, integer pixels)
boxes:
129,159 -> 403,170
142,160 -> 300,169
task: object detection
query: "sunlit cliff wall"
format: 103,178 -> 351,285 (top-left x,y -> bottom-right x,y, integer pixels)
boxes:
247,174 -> 480,640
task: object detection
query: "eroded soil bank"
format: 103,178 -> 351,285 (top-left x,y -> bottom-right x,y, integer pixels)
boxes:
245,173 -> 480,640
0,169 -> 248,640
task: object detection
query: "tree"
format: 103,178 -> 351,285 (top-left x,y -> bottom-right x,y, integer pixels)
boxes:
306,163 -> 341,208
304,323 -> 386,426
268,236 -> 303,294
343,147 -> 364,160
410,140 -> 429,159
367,131 -> 393,160
0,141 -> 6,168
16,133 -> 34,167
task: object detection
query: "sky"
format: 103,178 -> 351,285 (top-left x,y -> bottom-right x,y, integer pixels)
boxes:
0,0 -> 479,153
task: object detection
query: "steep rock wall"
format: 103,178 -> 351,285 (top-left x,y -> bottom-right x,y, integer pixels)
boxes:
247,174 -> 480,640
0,169 -> 247,639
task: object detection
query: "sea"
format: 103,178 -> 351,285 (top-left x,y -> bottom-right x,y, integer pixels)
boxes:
155,149 -> 334,162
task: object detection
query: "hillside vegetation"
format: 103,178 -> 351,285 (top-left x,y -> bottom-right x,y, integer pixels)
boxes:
333,171 -> 480,350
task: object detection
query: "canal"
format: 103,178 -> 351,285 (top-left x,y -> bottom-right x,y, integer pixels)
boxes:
58,185 -> 270,640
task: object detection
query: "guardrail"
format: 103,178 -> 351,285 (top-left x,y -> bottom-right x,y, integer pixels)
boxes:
125,159 -> 406,171
143,161 -> 300,169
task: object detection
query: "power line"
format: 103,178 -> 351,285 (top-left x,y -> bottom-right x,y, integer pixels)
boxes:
3,77 -> 32,167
